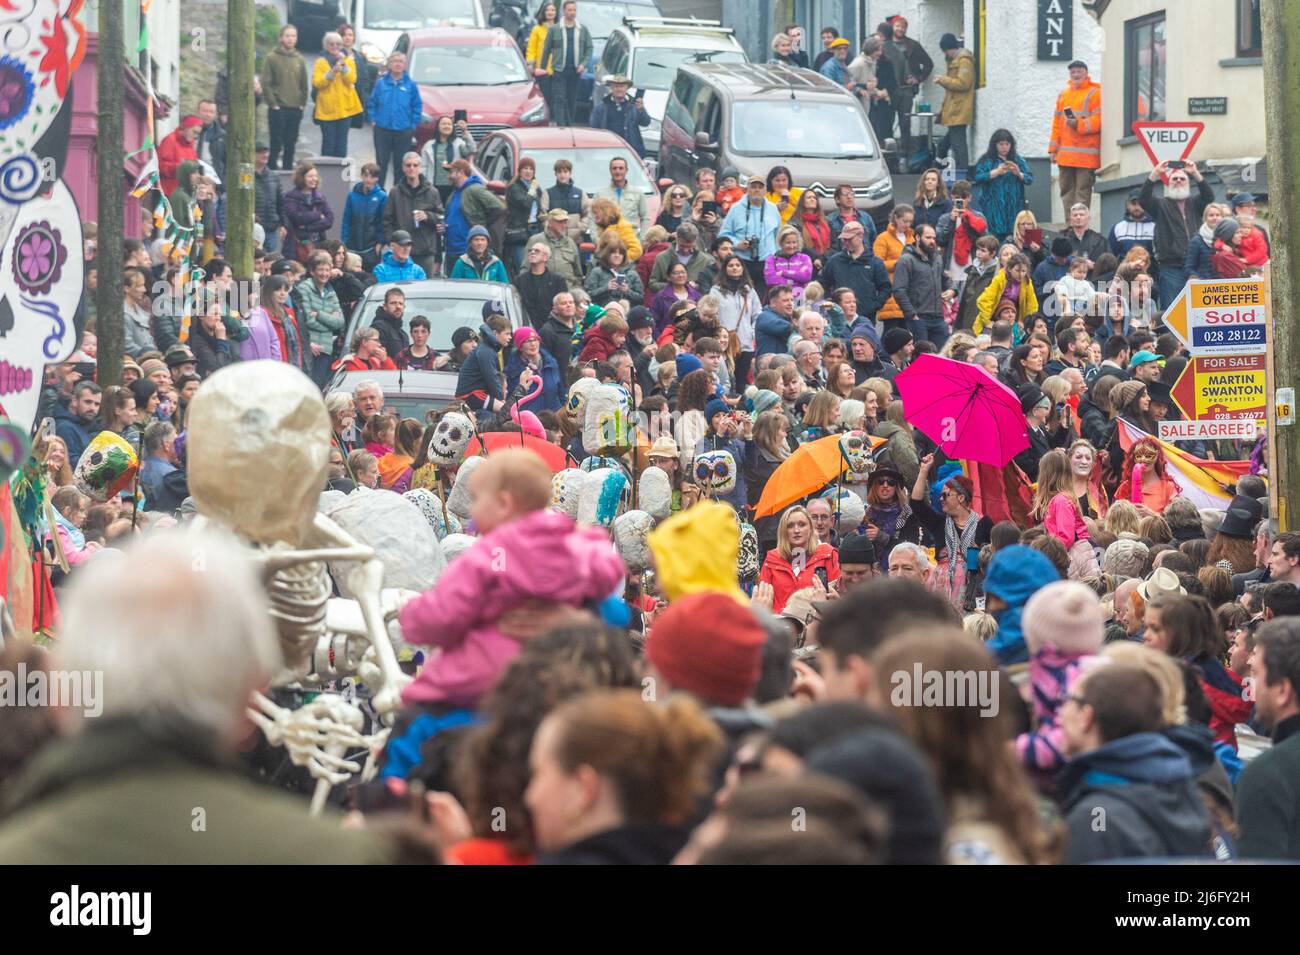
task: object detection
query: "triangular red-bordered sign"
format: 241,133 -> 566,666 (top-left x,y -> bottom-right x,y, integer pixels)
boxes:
1131,121 -> 1205,171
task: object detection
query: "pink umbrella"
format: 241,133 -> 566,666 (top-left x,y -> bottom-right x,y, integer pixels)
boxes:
895,353 -> 1029,468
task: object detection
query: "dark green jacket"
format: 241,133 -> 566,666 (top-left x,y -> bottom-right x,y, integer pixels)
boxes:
542,21 -> 593,73
261,47 -> 310,109
0,718 -> 389,864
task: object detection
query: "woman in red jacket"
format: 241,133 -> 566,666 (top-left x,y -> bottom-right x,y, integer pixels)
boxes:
758,505 -> 840,614
333,327 -> 397,372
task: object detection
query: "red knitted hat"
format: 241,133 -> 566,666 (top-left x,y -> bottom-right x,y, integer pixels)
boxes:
646,592 -> 766,707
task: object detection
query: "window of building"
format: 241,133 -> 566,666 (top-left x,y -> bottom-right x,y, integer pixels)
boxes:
1238,0 -> 1262,58
1125,13 -> 1166,128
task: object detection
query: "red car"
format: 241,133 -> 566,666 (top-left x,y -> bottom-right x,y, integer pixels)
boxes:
469,126 -> 661,225
406,27 -> 548,147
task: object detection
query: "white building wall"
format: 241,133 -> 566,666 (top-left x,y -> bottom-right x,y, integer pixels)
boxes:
863,0 -> 1103,159
971,0 -> 1103,158
148,0 -> 183,138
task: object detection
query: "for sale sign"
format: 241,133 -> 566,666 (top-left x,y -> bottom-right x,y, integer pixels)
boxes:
1170,353 -> 1267,422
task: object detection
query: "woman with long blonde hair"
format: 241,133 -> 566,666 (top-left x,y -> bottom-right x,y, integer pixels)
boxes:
757,504 -> 840,614
34,433 -> 74,488
1032,449 -> 1098,580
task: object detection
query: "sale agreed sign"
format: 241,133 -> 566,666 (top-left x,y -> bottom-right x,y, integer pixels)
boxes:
1160,278 -> 1267,355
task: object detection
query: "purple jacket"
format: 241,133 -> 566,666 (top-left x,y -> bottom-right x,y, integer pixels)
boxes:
650,283 -> 701,337
764,252 -> 814,297
240,307 -> 284,362
399,510 -> 626,707
282,187 -> 334,256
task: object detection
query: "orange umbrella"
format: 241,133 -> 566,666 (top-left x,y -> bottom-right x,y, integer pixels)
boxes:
753,433 -> 885,518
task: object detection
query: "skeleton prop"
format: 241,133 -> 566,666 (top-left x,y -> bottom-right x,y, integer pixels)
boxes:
186,361 -> 410,719
248,691 -> 389,816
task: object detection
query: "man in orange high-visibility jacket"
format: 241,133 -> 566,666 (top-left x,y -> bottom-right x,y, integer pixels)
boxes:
1049,60 -> 1102,215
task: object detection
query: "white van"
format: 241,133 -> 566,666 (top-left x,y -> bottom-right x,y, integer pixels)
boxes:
350,0 -> 486,67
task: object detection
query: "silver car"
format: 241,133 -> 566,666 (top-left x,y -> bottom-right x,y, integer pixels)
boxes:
325,278 -> 527,417
593,18 -> 747,157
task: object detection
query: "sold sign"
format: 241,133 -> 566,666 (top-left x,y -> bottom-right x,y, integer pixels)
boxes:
1161,277 -> 1267,355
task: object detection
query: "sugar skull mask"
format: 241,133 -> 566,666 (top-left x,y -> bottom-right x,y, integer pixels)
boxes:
564,377 -> 602,423
428,411 -> 475,466
74,431 -> 139,503
694,449 -> 737,495
550,468 -> 587,518
839,430 -> 874,474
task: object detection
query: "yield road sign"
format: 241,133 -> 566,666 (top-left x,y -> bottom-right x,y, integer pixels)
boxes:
1132,121 -> 1205,168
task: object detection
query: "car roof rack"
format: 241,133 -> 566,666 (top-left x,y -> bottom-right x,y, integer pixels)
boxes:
622,16 -> 731,34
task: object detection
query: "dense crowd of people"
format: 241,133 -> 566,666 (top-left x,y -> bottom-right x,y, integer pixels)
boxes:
3,11 -> 1292,868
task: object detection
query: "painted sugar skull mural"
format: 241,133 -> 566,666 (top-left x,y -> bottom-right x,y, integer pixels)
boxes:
0,0 -> 88,431
693,449 -> 736,495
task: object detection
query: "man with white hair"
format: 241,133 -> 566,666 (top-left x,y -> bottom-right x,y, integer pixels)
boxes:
787,310 -> 826,353
1139,159 -> 1216,307
793,338 -> 825,390
352,379 -> 384,430
887,542 -> 931,582
0,532 -> 388,862
807,497 -> 835,547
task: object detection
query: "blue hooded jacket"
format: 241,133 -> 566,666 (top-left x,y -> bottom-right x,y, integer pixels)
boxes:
984,545 -> 1060,665
341,181 -> 387,252
372,249 -> 428,283
366,70 -> 423,132
444,175 -> 488,257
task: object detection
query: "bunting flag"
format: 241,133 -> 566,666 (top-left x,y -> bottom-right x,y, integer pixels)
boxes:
130,156 -> 160,198
1116,419 -> 1253,510
964,459 -> 1034,526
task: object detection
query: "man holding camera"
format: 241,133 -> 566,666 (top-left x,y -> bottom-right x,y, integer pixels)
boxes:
1049,60 -> 1101,214
720,176 -> 781,291
1139,159 -> 1216,308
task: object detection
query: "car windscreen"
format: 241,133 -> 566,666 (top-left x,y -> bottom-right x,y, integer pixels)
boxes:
408,43 -> 528,86
581,2 -> 660,39
525,148 -> 654,195
360,289 -> 494,351
631,47 -> 746,90
729,99 -> 877,159
362,0 -> 480,29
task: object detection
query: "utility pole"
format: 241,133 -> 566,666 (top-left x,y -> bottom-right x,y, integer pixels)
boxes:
95,0 -> 125,389
1262,0 -> 1296,528
225,0 -> 256,283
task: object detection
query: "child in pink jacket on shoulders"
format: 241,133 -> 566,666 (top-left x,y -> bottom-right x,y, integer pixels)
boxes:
1015,581 -> 1104,792
398,449 -> 627,709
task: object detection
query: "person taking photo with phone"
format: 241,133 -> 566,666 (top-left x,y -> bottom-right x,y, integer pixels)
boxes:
1139,158 -> 1216,307
973,129 -> 1033,241
1048,60 -> 1101,213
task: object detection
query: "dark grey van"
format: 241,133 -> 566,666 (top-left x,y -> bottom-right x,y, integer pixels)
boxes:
659,62 -> 894,225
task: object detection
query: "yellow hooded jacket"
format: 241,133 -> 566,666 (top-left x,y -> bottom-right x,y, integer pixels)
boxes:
647,500 -> 746,604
